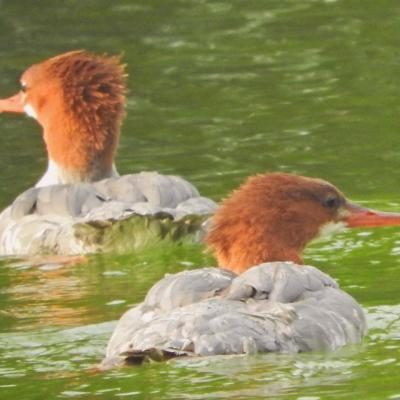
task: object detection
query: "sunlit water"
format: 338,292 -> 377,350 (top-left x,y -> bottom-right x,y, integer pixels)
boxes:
0,0 -> 400,399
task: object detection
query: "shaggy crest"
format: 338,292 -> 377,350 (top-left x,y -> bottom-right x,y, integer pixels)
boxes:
21,50 -> 128,179
206,173 -> 346,273
44,50 -> 126,147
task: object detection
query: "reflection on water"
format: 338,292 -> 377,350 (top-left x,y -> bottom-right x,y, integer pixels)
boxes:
0,0 -> 400,399
2,260 -> 90,329
0,245 -> 210,331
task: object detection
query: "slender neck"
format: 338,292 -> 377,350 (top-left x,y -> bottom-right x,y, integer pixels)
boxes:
36,107 -> 120,186
214,235 -> 304,274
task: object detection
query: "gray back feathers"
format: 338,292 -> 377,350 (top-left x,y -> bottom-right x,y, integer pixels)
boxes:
0,172 -> 216,255
102,262 -> 366,368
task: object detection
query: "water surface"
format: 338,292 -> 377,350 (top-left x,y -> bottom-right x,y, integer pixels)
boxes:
0,1 -> 400,399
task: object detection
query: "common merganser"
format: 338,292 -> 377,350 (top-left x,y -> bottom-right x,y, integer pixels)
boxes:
0,51 -> 215,255
102,172 -> 400,367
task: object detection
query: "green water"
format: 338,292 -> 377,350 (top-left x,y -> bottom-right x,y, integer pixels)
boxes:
0,0 -> 400,398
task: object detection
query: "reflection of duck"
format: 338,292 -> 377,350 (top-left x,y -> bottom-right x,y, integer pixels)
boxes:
0,51 -> 215,256
2,261 -> 90,329
102,173 -> 400,367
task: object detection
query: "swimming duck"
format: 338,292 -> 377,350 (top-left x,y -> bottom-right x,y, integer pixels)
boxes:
0,51 -> 215,255
102,172 -> 400,367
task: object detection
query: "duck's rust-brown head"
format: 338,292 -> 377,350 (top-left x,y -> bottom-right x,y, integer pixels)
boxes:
206,173 -> 400,273
0,50 -> 127,182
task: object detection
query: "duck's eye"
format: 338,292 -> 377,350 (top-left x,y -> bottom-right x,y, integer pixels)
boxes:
323,195 -> 340,209
20,82 -> 27,93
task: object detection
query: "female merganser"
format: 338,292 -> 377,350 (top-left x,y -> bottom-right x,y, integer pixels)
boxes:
0,51 -> 215,255
102,172 -> 400,367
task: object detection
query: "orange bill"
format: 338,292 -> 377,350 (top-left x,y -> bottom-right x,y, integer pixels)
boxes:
344,202 -> 400,228
0,92 -> 24,113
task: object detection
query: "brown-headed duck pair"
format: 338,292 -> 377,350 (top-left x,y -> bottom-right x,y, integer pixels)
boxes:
1,51 -> 399,365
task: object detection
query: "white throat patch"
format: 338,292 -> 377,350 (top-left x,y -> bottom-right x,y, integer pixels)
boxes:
313,221 -> 347,243
24,103 -> 38,120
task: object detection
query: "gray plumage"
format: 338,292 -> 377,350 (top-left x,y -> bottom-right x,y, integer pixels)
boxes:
101,262 -> 366,368
0,172 -> 216,255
